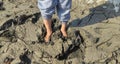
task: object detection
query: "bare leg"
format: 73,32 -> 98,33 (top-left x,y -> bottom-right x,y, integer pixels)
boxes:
60,23 -> 68,37
43,19 -> 52,42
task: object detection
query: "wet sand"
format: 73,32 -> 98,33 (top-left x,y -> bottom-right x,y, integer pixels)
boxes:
0,0 -> 120,64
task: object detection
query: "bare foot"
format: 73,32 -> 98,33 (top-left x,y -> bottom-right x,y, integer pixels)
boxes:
61,23 -> 68,37
44,31 -> 52,42
61,29 -> 67,37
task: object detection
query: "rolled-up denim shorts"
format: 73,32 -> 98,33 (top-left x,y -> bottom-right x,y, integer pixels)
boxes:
38,0 -> 72,23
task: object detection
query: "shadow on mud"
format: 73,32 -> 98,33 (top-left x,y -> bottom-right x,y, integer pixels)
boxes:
69,2 -> 120,27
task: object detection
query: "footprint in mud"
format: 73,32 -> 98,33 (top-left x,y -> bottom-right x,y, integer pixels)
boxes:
0,1 -> 5,11
4,57 -> 14,64
19,49 -> 33,64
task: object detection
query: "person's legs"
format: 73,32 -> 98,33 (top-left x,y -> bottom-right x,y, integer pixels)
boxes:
57,0 -> 72,37
38,0 -> 56,42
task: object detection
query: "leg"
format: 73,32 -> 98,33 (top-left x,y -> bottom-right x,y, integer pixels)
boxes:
43,19 -> 52,42
57,0 -> 72,37
38,0 -> 56,42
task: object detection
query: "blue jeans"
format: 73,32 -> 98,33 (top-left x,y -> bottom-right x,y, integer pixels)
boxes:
38,0 -> 72,23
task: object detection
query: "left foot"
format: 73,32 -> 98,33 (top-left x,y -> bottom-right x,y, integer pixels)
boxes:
61,23 -> 68,37
60,29 -> 67,37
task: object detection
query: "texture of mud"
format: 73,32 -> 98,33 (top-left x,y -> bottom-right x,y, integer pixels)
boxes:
0,0 -> 120,64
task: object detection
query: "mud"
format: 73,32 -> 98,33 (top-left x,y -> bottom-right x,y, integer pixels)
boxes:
0,0 -> 120,64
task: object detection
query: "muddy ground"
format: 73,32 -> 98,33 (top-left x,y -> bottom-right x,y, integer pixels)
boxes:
0,0 -> 120,64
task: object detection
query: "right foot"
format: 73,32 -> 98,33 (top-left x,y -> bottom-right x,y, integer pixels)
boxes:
44,31 -> 52,43
61,23 -> 68,37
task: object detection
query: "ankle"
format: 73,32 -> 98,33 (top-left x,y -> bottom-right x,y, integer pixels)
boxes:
60,28 -> 65,32
46,31 -> 52,36
61,28 -> 67,35
61,23 -> 67,30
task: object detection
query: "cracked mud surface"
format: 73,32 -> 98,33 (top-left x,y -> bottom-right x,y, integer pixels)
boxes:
0,0 -> 120,64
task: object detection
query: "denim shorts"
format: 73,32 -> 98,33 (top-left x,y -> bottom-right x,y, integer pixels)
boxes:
38,0 -> 72,23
